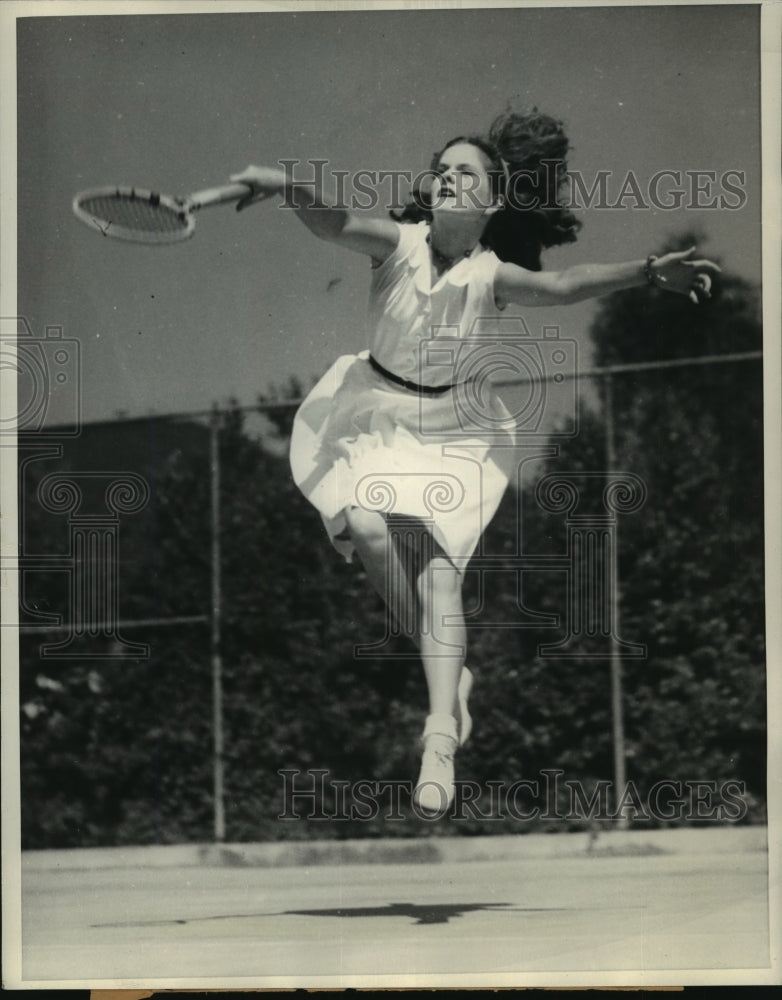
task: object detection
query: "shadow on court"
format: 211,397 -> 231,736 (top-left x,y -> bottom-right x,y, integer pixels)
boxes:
22,847 -> 768,981
284,902 -> 521,924
95,900 -> 615,928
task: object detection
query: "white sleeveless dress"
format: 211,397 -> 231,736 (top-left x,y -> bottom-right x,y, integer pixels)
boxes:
289,221 -> 518,566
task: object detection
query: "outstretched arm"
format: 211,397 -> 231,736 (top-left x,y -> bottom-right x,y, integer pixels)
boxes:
229,164 -> 399,265
495,248 -> 721,308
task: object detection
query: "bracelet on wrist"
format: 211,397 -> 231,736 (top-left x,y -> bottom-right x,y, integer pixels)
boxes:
644,254 -> 667,287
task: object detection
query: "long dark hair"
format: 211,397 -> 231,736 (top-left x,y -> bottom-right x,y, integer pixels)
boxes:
391,109 -> 581,271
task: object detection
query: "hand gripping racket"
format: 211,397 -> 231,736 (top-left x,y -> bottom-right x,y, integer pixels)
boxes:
72,182 -> 253,245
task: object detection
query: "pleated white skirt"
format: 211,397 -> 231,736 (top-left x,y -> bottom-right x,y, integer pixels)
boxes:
290,351 -> 517,565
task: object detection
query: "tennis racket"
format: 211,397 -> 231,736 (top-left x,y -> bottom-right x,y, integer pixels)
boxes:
72,182 -> 253,245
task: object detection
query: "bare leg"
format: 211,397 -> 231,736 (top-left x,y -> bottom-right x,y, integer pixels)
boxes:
345,511 -> 469,814
344,506 -> 421,649
416,552 -> 466,718
413,542 -> 466,814
345,508 -> 471,747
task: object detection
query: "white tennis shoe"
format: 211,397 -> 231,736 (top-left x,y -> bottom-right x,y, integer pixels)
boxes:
414,713 -> 458,816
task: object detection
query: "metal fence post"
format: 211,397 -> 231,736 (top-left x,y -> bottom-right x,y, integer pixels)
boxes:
604,371 -> 629,828
210,406 -> 225,843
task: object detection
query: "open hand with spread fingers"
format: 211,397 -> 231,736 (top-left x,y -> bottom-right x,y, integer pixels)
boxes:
646,247 -> 722,304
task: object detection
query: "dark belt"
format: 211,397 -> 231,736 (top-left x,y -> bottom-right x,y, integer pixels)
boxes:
368,354 -> 457,396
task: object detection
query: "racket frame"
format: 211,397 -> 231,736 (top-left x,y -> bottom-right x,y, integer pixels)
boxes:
72,182 -> 252,245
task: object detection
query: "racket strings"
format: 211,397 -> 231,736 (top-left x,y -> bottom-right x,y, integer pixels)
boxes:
78,193 -> 189,240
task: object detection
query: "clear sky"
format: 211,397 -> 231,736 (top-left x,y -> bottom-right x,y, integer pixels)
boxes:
12,3 -> 761,426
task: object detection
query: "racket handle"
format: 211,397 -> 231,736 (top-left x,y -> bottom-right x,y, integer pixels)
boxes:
187,183 -> 253,211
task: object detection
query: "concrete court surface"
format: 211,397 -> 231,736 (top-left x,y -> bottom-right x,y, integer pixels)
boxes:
14,832 -> 776,988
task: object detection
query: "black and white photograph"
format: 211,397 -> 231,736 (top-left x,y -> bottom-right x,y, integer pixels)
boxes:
1,0 -> 779,990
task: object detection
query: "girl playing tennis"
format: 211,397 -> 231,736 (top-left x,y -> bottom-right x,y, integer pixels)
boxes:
231,109 -> 718,816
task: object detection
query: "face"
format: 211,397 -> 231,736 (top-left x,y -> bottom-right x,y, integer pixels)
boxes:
430,142 -> 500,217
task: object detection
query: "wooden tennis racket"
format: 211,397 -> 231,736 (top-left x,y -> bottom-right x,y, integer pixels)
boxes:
72,182 -> 254,244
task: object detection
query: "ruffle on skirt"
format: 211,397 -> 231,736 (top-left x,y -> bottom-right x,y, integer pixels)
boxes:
289,351 -> 518,566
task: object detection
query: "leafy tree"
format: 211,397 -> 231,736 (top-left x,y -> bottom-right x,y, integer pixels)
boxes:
495,239 -> 765,822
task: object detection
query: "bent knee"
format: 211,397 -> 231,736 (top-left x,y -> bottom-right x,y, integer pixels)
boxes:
416,556 -> 461,601
343,505 -> 388,548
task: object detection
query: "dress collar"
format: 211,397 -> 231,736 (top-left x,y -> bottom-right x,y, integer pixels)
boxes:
411,222 -> 485,293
